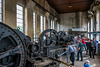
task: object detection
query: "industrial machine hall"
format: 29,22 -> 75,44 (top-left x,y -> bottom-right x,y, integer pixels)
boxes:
1,0 -> 100,67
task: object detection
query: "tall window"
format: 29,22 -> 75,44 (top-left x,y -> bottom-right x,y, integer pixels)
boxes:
53,21 -> 54,29
40,16 -> 44,33
51,20 -> 54,29
33,12 -> 36,41
0,0 -> 3,22
57,22 -> 60,31
44,17 -> 46,30
16,4 -> 24,32
51,20 -> 53,29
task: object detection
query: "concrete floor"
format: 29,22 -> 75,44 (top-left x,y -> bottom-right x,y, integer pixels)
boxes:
60,51 -> 100,67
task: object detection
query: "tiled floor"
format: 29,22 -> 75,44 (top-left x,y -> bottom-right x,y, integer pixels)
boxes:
60,51 -> 100,67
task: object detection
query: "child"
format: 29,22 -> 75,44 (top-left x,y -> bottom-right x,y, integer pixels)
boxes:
84,60 -> 90,67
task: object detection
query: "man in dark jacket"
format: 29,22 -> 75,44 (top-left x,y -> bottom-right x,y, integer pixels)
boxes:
93,38 -> 97,55
89,40 -> 95,59
86,39 -> 90,55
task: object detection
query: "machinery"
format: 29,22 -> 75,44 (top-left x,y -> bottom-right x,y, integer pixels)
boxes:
0,23 -> 27,67
58,31 -> 74,45
0,23 -> 38,67
58,31 -> 68,45
38,29 -> 74,67
0,23 -> 74,67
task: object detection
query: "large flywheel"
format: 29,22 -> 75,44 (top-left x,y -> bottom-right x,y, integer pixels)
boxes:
39,29 -> 59,47
58,31 -> 67,45
0,23 -> 26,67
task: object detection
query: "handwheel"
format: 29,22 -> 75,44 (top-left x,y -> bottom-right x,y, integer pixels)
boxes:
39,29 -> 59,47
0,23 -> 26,67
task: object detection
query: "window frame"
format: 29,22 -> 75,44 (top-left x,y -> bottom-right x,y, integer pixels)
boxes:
16,4 -> 24,33
40,15 -> 44,33
52,20 -> 54,29
0,0 -> 3,23
43,16 -> 46,30
51,20 -> 54,29
33,12 -> 36,41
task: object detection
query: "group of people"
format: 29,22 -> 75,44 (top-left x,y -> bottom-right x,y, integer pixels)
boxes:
86,38 -> 97,59
77,37 -> 97,61
67,36 -> 98,67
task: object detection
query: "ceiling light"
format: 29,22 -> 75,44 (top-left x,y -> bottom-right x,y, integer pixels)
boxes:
69,4 -> 72,8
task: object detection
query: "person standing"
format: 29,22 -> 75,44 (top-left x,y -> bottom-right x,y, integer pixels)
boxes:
72,45 -> 76,61
86,39 -> 90,55
77,40 -> 84,61
93,38 -> 98,55
79,35 -> 81,39
74,36 -> 79,50
93,38 -> 96,55
82,37 -> 87,54
67,42 -> 75,66
89,40 -> 95,59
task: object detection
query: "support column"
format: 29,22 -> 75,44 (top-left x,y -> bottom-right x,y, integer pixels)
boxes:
96,10 -> 99,41
45,12 -> 49,29
88,22 -> 90,38
3,0 -> 5,23
25,0 -> 36,37
91,17 -> 93,39
54,18 -> 57,30
25,5 -> 28,35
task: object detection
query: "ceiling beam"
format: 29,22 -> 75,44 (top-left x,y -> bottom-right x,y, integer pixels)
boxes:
51,0 -> 92,6
46,0 -> 94,13
32,0 -> 59,19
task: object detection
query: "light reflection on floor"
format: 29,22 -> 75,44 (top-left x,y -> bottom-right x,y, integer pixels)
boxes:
91,64 -> 96,67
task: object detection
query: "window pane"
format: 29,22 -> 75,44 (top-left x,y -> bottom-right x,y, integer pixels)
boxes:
17,5 -> 23,11
17,22 -> 23,26
0,0 -> 2,2
17,14 -> 23,19
0,3 -> 1,8
51,20 -> 53,29
40,16 -> 44,33
17,10 -> 23,15
0,9 -> 2,13
17,19 -> 23,22
53,21 -> 54,29
44,17 -> 46,30
33,12 -> 36,41
16,4 -> 24,32
0,0 -> 2,22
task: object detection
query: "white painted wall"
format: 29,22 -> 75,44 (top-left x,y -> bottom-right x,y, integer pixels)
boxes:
60,12 -> 88,33
60,13 -> 76,32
